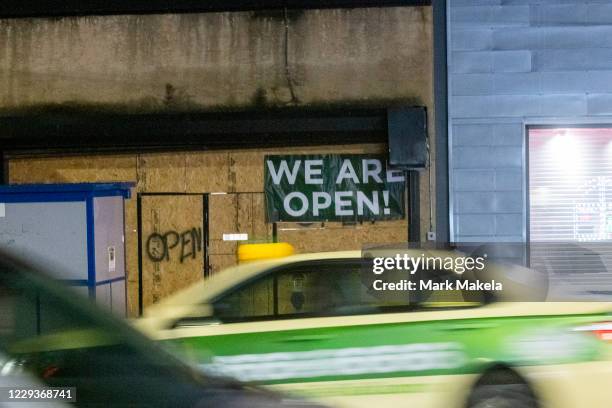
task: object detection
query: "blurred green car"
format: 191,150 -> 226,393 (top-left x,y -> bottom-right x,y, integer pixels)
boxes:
0,252 -> 326,408
138,249 -> 612,408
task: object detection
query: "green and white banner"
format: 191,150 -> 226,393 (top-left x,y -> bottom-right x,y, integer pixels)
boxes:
264,154 -> 406,222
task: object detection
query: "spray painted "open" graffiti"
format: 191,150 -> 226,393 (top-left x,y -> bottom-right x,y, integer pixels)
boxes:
146,227 -> 202,263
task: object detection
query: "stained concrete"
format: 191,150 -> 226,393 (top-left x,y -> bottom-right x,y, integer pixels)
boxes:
0,7 -> 432,112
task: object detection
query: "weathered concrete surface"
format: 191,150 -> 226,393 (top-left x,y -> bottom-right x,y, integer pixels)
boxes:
0,7 -> 432,111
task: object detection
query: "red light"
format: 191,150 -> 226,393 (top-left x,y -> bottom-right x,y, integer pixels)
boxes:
574,322 -> 612,342
42,365 -> 59,378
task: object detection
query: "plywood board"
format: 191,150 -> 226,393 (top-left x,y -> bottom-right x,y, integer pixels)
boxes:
208,193 -> 239,256
140,194 -> 204,308
208,254 -> 237,275
277,220 -> 408,254
124,197 -> 139,317
184,151 -> 231,193
237,193 -> 271,242
208,192 -> 272,274
9,155 -> 137,184
137,153 -> 187,192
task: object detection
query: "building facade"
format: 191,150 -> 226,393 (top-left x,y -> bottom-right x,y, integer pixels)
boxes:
1,2 -> 435,316
447,0 -> 612,248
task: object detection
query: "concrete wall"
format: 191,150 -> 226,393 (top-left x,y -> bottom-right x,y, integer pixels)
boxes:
0,7 -> 431,111
448,0 -> 612,242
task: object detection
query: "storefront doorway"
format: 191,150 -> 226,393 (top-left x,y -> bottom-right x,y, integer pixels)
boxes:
137,193 -> 207,314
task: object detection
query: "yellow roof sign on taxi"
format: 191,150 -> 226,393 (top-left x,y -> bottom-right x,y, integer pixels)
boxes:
238,242 -> 295,263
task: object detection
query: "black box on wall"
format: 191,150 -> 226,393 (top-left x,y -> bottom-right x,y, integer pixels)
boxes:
387,107 -> 427,170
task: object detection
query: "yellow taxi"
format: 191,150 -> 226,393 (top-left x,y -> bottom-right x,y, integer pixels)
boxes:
138,245 -> 612,408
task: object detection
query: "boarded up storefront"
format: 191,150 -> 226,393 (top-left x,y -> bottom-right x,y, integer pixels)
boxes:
1,3 -> 434,316
8,143 -> 410,315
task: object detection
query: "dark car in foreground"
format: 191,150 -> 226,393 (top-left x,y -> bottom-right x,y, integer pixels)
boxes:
0,252 -> 324,408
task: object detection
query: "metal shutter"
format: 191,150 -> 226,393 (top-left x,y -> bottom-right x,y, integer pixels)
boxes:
529,127 -> 612,277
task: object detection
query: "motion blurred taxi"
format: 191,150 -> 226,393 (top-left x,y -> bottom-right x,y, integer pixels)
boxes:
137,244 -> 612,408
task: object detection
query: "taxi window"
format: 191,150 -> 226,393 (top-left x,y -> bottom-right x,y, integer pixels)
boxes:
212,259 -> 486,322
212,260 -> 413,322
413,268 -> 487,309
